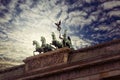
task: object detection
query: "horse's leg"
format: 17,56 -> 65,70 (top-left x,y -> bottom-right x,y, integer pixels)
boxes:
33,51 -> 36,56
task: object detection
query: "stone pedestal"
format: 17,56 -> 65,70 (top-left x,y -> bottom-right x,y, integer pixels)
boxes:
23,47 -> 71,72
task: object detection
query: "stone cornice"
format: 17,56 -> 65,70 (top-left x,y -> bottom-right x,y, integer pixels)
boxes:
17,49 -> 120,80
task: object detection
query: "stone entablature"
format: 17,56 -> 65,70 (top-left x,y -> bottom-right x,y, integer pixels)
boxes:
0,65 -> 25,80
70,39 -> 120,63
23,47 -> 71,72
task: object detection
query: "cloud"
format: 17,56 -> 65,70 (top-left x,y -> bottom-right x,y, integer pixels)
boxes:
0,0 -> 120,64
102,1 -> 120,9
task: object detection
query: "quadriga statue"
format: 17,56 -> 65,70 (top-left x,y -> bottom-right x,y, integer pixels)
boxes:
33,36 -> 55,55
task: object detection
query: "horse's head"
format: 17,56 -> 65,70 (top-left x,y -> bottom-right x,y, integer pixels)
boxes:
63,29 -> 67,38
52,32 -> 56,40
41,36 -> 46,43
33,40 -> 37,45
52,32 -> 54,36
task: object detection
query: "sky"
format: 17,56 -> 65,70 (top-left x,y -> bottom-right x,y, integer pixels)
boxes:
0,0 -> 120,64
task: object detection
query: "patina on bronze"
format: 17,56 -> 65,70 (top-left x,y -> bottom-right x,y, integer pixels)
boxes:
33,21 -> 73,55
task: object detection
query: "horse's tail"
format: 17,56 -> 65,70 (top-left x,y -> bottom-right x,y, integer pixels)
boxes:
67,36 -> 73,49
68,36 -> 71,43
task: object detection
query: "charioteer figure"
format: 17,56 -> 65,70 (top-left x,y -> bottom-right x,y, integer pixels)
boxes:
54,20 -> 73,49
55,20 -> 61,32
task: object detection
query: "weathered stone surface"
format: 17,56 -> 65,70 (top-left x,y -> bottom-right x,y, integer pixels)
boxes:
69,39 -> 120,62
0,65 -> 25,80
23,47 -> 71,72
0,39 -> 120,80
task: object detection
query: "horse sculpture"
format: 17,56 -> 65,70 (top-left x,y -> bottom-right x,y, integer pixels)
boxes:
51,32 -> 63,48
33,40 -> 43,55
33,36 -> 55,55
61,30 -> 73,48
41,36 -> 55,52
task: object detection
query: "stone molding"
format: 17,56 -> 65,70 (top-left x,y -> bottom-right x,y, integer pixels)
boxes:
0,39 -> 120,80
23,47 -> 71,72
17,50 -> 120,80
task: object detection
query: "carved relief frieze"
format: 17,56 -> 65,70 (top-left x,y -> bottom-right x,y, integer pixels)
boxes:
24,48 -> 70,72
